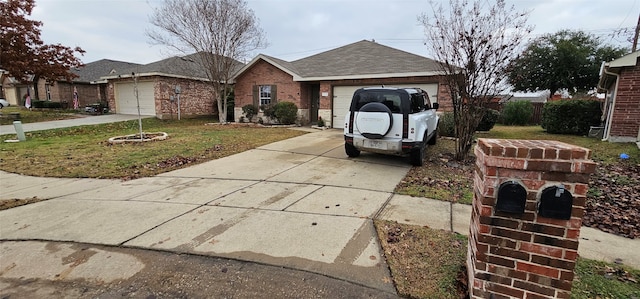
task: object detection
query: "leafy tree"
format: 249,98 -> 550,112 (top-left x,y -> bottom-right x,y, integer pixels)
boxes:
0,0 -> 85,98
507,30 -> 627,96
419,0 -> 532,160
148,0 -> 267,123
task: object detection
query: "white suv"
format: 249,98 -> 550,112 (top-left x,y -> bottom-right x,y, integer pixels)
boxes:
343,87 -> 439,166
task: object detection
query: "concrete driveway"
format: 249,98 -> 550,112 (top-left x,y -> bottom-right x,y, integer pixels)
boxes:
0,129 -> 412,293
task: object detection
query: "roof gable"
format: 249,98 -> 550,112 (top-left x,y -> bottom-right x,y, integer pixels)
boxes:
234,54 -> 303,80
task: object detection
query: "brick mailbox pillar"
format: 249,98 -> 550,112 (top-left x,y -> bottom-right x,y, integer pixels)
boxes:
468,139 -> 596,299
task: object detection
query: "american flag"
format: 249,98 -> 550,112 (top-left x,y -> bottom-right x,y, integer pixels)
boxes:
25,87 -> 31,109
73,86 -> 79,109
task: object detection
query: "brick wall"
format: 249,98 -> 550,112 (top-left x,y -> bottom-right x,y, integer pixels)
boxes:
469,139 -> 596,299
609,61 -> 640,141
106,76 -> 217,119
235,60 -> 303,109
155,77 -> 217,119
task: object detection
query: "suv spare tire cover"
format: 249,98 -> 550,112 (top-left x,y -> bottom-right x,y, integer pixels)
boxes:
355,102 -> 393,139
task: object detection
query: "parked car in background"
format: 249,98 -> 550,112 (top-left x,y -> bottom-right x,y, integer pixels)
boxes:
0,98 -> 9,108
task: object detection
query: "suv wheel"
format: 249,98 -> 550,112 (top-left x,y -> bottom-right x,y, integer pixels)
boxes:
345,143 -> 361,157
427,130 -> 438,145
410,134 -> 427,166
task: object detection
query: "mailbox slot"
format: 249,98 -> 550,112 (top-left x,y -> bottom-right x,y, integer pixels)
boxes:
496,181 -> 527,214
538,186 -> 573,220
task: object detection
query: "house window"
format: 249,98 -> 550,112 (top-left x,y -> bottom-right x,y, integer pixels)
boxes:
259,85 -> 271,106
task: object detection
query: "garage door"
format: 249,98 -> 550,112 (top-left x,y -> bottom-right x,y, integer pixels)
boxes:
115,81 -> 156,116
332,83 -> 438,128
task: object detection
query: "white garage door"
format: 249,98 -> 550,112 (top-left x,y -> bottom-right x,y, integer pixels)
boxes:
332,83 -> 439,128
115,81 -> 156,116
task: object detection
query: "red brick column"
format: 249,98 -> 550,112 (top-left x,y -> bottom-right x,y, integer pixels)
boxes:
468,139 -> 596,299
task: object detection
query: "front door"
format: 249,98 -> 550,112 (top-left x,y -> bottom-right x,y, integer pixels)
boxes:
310,84 -> 320,124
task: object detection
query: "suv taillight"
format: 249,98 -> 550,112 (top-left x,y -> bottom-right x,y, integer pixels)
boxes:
348,111 -> 354,133
402,115 -> 408,138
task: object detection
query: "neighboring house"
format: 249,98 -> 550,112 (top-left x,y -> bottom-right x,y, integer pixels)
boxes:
597,50 -> 640,143
101,52 -> 244,119
0,59 -> 140,108
232,40 -> 452,128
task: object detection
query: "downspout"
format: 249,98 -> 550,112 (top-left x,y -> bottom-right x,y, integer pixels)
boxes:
598,65 -> 620,142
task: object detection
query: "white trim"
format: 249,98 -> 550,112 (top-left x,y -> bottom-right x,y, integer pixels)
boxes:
101,72 -> 210,82
601,69 -> 620,142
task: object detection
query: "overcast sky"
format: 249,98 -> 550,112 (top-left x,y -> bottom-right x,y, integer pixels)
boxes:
31,0 -> 639,65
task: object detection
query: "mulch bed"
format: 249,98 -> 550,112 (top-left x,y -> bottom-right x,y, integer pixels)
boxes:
583,162 -> 640,239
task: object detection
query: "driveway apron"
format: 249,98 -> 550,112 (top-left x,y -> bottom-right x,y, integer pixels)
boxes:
0,129 -> 411,293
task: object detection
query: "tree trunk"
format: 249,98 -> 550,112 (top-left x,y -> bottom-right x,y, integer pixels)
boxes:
216,88 -> 227,124
32,76 -> 40,100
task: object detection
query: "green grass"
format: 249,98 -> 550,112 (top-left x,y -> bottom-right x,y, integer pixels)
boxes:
482,125 -> 640,164
0,106 -> 81,125
0,118 -> 307,179
572,258 -> 640,298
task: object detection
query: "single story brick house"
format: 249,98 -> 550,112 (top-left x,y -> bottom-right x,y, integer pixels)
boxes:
1,59 -> 138,108
232,40 -> 452,128
598,50 -> 640,143
101,52 -> 244,119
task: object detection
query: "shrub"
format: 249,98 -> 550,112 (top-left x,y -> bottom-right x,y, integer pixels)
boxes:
438,112 -> 455,137
33,101 -> 63,109
476,108 -> 500,131
500,100 -> 533,125
241,104 -> 258,122
541,99 -> 602,135
272,101 -> 298,125
260,103 -> 276,120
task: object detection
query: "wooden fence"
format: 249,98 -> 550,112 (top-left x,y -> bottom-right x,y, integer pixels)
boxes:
485,102 -> 544,125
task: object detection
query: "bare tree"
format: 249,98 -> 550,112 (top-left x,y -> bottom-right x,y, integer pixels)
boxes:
419,0 -> 532,160
147,0 -> 266,123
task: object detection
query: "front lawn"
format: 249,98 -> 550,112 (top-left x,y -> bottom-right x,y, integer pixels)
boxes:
0,106 -> 81,125
0,118 -> 306,179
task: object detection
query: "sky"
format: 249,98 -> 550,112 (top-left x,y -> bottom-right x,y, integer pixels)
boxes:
31,0 -> 639,65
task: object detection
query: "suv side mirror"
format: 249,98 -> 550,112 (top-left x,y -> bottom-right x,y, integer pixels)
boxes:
431,103 -> 439,110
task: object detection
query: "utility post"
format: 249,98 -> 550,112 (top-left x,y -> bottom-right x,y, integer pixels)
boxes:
175,85 -> 181,120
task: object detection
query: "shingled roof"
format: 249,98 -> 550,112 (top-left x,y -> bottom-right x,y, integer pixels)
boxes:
72,59 -> 141,83
102,52 -> 245,81
234,40 -> 443,81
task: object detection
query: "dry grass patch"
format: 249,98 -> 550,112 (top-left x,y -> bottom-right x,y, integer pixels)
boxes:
0,197 -> 48,211
375,220 -> 468,299
396,138 -> 474,204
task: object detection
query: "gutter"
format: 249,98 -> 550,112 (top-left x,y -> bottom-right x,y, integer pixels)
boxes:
598,65 -> 620,142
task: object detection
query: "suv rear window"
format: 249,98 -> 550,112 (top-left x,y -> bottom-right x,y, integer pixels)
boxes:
351,90 -> 408,113
410,93 -> 425,113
